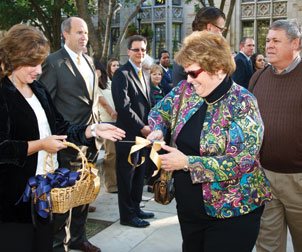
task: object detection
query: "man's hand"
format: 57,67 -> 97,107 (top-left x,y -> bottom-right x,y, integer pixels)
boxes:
95,123 -> 125,141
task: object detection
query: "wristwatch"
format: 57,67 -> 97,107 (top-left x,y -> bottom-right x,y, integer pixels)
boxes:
183,158 -> 189,172
91,123 -> 97,137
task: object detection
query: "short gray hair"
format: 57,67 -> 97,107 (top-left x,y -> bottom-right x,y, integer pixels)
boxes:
61,17 -> 73,34
270,19 -> 301,49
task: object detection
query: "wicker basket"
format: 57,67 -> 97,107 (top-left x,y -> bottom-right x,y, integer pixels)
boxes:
38,142 -> 101,214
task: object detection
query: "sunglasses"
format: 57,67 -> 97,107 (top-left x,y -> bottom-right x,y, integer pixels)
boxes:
186,68 -> 203,79
130,48 -> 146,53
211,23 -> 226,32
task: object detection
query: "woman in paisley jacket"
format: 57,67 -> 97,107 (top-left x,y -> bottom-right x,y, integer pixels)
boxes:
147,31 -> 272,252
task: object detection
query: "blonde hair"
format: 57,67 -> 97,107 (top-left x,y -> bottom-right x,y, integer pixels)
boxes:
174,31 -> 235,75
0,24 -> 49,79
150,64 -> 163,75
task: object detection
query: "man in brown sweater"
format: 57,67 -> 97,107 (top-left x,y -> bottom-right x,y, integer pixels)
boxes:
249,20 -> 302,252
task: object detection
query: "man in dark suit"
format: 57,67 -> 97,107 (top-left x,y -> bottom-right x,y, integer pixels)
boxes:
39,17 -> 101,252
232,37 -> 255,89
111,35 -> 155,228
158,50 -> 173,94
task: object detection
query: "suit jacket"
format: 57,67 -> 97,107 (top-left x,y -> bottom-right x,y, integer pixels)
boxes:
148,80 -> 272,219
0,77 -> 92,223
232,52 -> 254,89
111,61 -> 153,140
40,48 -> 99,126
160,66 -> 173,94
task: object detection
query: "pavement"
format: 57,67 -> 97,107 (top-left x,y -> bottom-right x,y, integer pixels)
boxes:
69,151 -> 294,252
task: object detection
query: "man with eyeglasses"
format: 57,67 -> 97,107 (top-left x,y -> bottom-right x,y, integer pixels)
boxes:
111,35 -> 155,228
231,37 -> 255,89
172,6 -> 226,86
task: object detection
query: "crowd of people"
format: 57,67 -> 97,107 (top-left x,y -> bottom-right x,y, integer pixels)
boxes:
0,5 -> 301,252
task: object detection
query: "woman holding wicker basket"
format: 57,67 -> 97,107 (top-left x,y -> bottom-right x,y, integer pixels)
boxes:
147,31 -> 272,252
0,24 -> 125,252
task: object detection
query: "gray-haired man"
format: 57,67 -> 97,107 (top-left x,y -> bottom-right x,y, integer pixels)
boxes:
249,20 -> 302,252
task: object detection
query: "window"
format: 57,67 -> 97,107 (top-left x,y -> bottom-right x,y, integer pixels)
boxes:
155,0 -> 165,5
110,28 -> 120,54
155,24 -> 166,59
257,20 -> 269,54
172,24 -> 181,57
242,21 -> 254,38
172,0 -> 181,5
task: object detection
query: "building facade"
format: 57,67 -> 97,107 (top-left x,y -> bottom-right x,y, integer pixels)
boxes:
112,0 -> 302,63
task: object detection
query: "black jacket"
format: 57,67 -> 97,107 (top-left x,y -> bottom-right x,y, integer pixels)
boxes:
0,76 -> 92,223
111,61 -> 154,140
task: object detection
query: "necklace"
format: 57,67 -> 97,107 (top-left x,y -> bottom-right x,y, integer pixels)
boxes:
203,93 -> 225,105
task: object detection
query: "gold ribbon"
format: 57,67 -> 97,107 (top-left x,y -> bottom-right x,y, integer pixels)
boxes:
128,136 -> 165,176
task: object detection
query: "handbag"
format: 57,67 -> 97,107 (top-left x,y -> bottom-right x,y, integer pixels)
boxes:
153,81 -> 188,205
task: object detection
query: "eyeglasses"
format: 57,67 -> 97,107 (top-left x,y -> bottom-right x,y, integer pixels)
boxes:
186,68 -> 203,79
130,48 -> 146,53
211,23 -> 226,33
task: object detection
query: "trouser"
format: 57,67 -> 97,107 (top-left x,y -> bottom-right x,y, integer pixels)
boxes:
0,217 -> 53,252
256,169 -> 302,252
115,141 -> 146,222
178,206 -> 264,252
100,139 -> 117,192
54,144 -> 98,250
174,170 -> 264,252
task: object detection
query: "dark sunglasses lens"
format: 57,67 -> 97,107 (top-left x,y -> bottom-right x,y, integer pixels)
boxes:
188,72 -> 196,78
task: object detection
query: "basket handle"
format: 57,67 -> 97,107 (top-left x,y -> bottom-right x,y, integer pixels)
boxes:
61,141 -> 91,181
42,142 -> 90,180
43,152 -> 54,174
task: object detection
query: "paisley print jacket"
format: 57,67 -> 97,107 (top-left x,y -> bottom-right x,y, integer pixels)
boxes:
148,80 -> 272,218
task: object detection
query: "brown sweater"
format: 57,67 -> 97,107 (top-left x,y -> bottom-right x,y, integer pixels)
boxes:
249,62 -> 302,173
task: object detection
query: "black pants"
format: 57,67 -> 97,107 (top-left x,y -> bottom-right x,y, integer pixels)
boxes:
174,170 -> 264,252
0,218 -> 53,252
115,142 -> 146,222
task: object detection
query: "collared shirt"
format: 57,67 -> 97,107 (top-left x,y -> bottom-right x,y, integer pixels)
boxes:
160,64 -> 169,73
239,51 -> 251,61
64,44 -> 94,95
272,55 -> 301,75
129,59 -> 146,93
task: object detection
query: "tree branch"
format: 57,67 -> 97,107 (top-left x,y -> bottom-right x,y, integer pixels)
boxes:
223,0 -> 235,38
112,0 -> 146,59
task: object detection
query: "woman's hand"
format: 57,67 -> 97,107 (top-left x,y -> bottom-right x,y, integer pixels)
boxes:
95,123 -> 125,141
159,144 -> 188,171
147,130 -> 164,141
40,135 -> 68,153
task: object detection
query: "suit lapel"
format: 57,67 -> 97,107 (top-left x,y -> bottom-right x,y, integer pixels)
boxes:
128,62 -> 150,103
61,49 -> 76,77
61,48 -> 92,101
83,54 -> 97,100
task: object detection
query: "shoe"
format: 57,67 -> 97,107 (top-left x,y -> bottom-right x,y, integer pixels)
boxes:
140,202 -> 145,208
69,241 -> 101,252
137,209 -> 154,219
88,206 -> 96,212
120,217 -> 150,228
